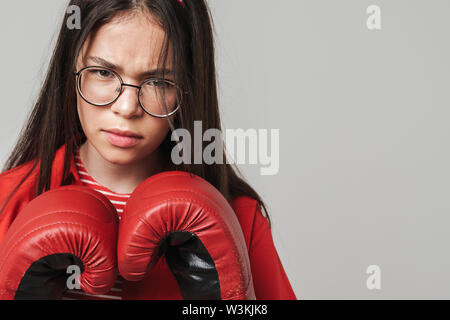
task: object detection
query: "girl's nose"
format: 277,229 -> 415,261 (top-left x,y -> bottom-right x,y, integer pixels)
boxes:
110,85 -> 143,118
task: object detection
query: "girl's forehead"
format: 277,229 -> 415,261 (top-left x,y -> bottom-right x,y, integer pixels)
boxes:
77,13 -> 172,73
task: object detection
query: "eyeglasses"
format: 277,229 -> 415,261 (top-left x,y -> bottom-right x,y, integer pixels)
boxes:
74,66 -> 183,118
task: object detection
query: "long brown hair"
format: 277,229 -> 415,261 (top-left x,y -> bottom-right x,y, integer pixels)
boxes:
1,0 -> 271,228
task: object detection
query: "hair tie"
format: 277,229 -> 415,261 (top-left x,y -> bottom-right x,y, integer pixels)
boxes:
176,0 -> 185,8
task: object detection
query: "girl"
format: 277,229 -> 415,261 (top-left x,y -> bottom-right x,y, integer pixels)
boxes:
0,0 -> 296,300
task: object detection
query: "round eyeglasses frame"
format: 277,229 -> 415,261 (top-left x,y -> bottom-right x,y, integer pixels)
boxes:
74,66 -> 184,118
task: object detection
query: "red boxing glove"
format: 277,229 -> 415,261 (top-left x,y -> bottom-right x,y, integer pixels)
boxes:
0,186 -> 119,300
118,171 -> 256,300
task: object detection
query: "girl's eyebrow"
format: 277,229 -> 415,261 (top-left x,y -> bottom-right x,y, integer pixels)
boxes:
87,56 -> 173,77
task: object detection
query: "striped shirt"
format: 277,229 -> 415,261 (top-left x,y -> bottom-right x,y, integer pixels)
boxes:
62,148 -> 130,300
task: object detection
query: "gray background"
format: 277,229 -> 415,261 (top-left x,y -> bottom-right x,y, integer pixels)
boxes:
1,0 -> 449,299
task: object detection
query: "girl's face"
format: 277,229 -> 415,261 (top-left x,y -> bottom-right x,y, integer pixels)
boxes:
76,12 -> 173,166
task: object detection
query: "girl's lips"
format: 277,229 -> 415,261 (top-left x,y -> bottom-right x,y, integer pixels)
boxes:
104,131 -> 142,148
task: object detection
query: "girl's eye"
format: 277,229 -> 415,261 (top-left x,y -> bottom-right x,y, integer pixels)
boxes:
98,70 -> 114,78
89,69 -> 114,79
146,79 -> 170,88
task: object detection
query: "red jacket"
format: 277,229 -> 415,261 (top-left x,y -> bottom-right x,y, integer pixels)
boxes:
0,143 -> 296,300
